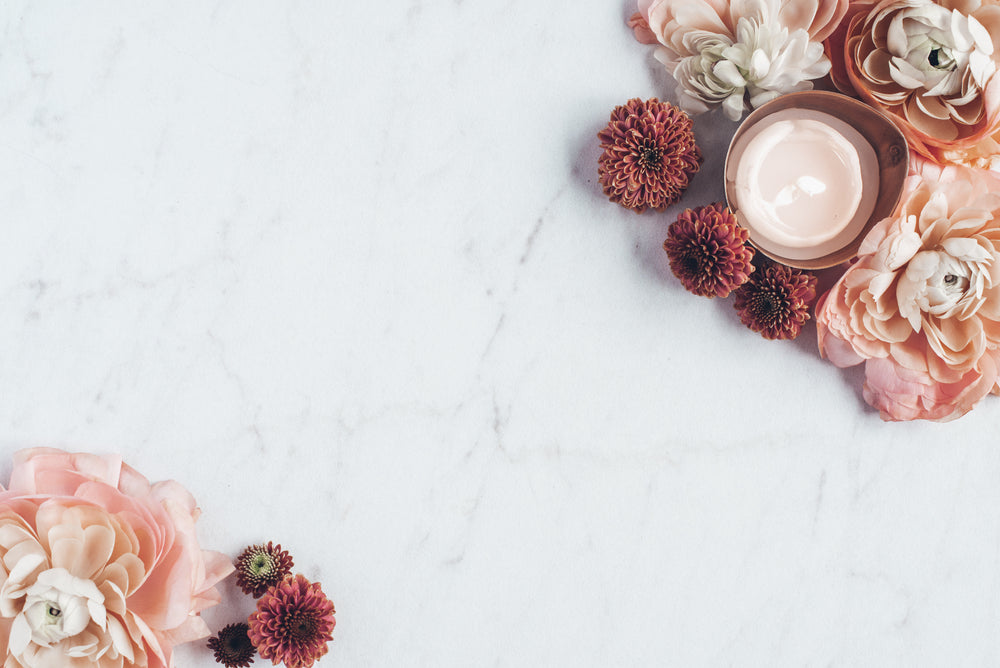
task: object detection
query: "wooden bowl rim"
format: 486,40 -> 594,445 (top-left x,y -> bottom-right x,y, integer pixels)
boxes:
724,91 -> 910,270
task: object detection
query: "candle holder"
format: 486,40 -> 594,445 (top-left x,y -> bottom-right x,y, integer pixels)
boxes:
724,91 -> 909,270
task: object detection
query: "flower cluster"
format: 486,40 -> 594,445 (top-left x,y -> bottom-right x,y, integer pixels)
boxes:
664,203 -> 818,339
817,167 -> 1000,420
631,0 -> 1000,164
614,0 -> 1000,420
208,543 -> 335,668
631,0 -> 848,119
0,448 -> 232,668
820,0 -> 1000,419
0,448 -> 341,668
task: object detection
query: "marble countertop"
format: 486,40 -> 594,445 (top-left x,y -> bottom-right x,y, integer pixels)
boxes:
2,2 -> 999,666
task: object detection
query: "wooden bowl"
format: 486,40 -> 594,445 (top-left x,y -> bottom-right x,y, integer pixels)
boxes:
724,91 -> 909,270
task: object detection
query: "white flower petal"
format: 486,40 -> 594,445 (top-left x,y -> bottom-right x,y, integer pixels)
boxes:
748,88 -> 782,108
968,14 -> 993,54
105,615 -> 135,662
722,91 -> 746,120
890,57 -> 929,89
9,614 -> 31,655
883,230 -> 923,271
920,191 -> 951,229
749,49 -> 770,79
951,9 -> 975,51
87,598 -> 106,630
869,271 -> 897,300
941,236 -> 992,262
676,89 -> 712,115
713,59 -> 747,87
0,552 -> 46,617
887,10 -> 917,55
59,599 -> 91,637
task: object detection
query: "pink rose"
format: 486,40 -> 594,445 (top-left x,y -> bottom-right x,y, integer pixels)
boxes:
817,169 -> 1000,421
0,449 -> 233,668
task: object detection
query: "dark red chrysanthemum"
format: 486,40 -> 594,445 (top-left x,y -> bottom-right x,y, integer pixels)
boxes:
597,97 -> 702,213
208,622 -> 256,668
248,574 -> 336,668
235,542 -> 295,597
663,202 -> 755,298
733,260 -> 818,340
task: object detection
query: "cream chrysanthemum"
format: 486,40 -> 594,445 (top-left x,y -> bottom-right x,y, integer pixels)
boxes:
631,0 -> 846,119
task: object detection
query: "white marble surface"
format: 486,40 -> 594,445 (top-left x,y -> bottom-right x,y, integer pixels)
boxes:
2,2 -> 1000,666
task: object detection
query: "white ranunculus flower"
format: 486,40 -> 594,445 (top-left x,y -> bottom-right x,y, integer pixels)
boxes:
0,452 -> 233,668
882,2 -> 995,105
8,568 -> 107,665
895,198 -> 994,332
846,0 -> 1000,155
816,170 -> 1000,421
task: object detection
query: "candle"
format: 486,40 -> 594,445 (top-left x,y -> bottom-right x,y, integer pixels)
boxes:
726,108 -> 880,262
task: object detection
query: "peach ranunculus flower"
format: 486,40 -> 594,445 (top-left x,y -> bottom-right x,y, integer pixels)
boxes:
0,449 -> 233,668
826,0 -> 1000,167
816,168 -> 1000,420
630,0 -> 849,119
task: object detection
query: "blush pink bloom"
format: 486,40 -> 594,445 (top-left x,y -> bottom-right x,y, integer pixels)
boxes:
817,169 -> 1000,420
0,448 -> 233,668
826,0 -> 1000,167
634,0 -> 849,45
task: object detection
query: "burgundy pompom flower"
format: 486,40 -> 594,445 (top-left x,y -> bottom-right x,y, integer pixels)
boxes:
248,574 -> 337,668
598,97 -> 702,213
663,202 -> 754,297
733,260 -> 817,340
208,622 -> 256,668
235,541 -> 295,597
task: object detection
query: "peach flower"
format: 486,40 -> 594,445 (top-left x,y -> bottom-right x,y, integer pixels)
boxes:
817,169 -> 1000,420
630,0 -> 849,119
826,0 -> 1000,167
0,449 -> 233,668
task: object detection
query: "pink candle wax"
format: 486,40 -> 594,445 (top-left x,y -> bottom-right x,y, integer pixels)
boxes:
727,108 -> 879,261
